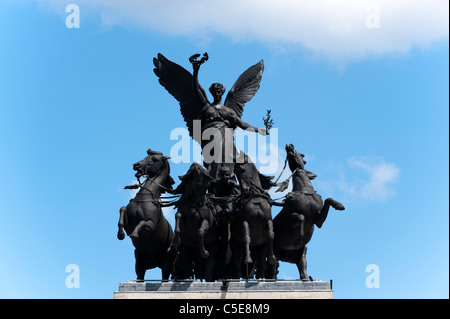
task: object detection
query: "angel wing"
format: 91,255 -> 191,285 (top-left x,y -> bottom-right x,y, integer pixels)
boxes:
153,53 -> 207,142
224,60 -> 264,118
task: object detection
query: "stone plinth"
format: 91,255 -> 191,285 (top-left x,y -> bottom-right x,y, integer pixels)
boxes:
114,280 -> 333,299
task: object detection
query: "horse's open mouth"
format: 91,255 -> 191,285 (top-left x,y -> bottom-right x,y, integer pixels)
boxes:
134,171 -> 143,178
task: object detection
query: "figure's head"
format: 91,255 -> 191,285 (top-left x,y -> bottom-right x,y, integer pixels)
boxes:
218,166 -> 233,181
209,83 -> 226,103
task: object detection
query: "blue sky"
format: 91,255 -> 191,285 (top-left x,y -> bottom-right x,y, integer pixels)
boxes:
0,0 -> 448,298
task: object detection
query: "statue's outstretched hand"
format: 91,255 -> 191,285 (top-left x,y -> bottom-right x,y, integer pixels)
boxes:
258,127 -> 268,136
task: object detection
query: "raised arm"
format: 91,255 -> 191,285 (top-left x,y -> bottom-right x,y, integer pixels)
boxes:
189,53 -> 209,106
192,64 -> 208,105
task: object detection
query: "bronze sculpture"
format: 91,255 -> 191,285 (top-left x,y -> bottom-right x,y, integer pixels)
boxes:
117,149 -> 176,281
153,53 -> 277,280
172,162 -> 219,282
153,53 -> 266,180
270,144 -> 345,280
117,53 -> 346,282
230,153 -> 277,279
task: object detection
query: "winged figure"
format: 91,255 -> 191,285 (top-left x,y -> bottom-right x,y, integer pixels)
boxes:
153,53 -> 266,178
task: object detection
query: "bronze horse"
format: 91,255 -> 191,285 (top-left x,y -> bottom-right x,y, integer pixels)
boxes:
117,149 -> 176,281
271,144 -> 345,280
172,162 -> 219,281
230,154 -> 277,279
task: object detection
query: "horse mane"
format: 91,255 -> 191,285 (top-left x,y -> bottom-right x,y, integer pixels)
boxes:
259,172 -> 276,190
161,159 -> 175,193
305,170 -> 317,180
172,171 -> 190,195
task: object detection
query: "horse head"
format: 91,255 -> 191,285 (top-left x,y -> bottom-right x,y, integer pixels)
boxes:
286,144 -> 306,170
133,149 -> 170,178
131,148 -> 175,194
235,153 -> 275,196
174,162 -> 213,199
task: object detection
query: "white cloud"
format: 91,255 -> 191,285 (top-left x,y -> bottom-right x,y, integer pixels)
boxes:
347,156 -> 400,201
37,0 -> 448,61
317,155 -> 400,202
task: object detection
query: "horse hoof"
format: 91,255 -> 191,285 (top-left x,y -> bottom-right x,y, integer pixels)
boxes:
268,255 -> 277,265
117,231 -> 125,240
244,257 -> 253,264
201,250 -> 210,259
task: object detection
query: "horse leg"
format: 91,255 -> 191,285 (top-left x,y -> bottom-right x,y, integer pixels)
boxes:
296,246 -> 308,281
265,260 -> 279,280
134,249 -> 146,281
298,214 -> 305,238
255,245 -> 267,279
173,212 -> 182,247
174,245 -> 192,280
117,206 -> 127,240
327,197 -> 345,211
266,220 -> 277,265
229,240 -> 242,279
315,198 -> 345,228
161,245 -> 176,281
289,212 -> 306,238
242,220 -> 253,265
203,244 -> 217,282
130,220 -> 155,240
198,219 -> 210,258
